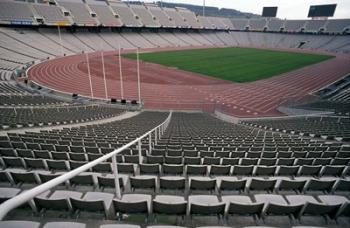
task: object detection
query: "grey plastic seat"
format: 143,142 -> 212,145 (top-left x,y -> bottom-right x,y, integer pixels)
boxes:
190,177 -> 216,192
70,153 -> 87,161
70,192 -> 114,218
38,173 -> 62,184
162,164 -> 184,175
184,156 -> 201,165
249,178 -> 276,192
33,150 -> 51,159
46,160 -> 69,171
219,178 -> 246,192
97,176 -> 124,190
0,221 -> 40,228
24,158 -> 47,170
277,179 -> 306,193
117,163 -> 135,174
16,149 -> 34,158
232,165 -> 254,175
70,174 -> 95,187
222,158 -> 239,165
333,179 -> 350,192
286,195 -> 341,219
222,195 -> 263,217
34,190 -> 82,212
2,157 -> 25,168
43,222 -> 86,228
112,194 -> 151,220
100,225 -> 140,228
210,165 -> 231,176
321,165 -> 345,177
0,171 -> 12,186
10,172 -> 39,185
318,195 -> 350,218
153,195 -> 187,219
255,194 -> 302,218
159,176 -> 185,190
0,187 -> 21,203
277,166 -> 299,176
140,164 -> 160,175
130,176 -> 156,191
165,156 -> 183,164
298,165 -> 322,176
92,163 -> 112,173
146,155 -> 164,164
255,166 -> 277,176
203,157 -> 220,165
51,152 -> 69,160
305,178 -> 336,193
189,195 -> 225,218
186,165 -> 207,175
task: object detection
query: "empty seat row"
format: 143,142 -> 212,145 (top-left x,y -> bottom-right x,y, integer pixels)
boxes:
4,189 -> 347,222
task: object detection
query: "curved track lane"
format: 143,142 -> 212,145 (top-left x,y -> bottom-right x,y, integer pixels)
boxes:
27,47 -> 350,117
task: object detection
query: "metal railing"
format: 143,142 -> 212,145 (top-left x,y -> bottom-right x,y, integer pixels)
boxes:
0,111 -> 172,220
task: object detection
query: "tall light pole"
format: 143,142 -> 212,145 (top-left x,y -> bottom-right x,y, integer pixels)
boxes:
118,44 -> 124,99
136,48 -> 141,105
85,53 -> 94,99
203,0 -> 206,17
57,25 -> 64,56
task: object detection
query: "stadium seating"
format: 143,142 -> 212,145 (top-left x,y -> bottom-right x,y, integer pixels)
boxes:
0,112 -> 348,227
284,20 -> 307,32
129,4 -> 161,28
244,116 -> 350,140
326,19 -> 350,34
87,1 -> 122,27
57,0 -> 99,26
267,19 -> 284,32
147,5 -> 176,28
177,8 -> 201,29
0,1 -> 349,227
0,1 -> 36,25
110,2 -> 143,27
0,105 -> 123,129
32,3 -> 71,25
248,19 -> 267,31
163,7 -> 189,28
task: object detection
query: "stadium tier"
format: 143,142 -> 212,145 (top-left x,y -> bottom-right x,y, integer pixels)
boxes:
0,0 -> 348,34
0,0 -> 349,227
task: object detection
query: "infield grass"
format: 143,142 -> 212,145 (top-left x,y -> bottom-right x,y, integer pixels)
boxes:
123,47 -> 333,83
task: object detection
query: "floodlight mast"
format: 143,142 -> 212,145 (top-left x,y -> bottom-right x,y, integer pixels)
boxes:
118,44 -> 124,99
203,0 -> 205,17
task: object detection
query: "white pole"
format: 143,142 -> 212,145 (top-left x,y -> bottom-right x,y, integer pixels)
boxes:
57,25 -> 64,57
101,51 -> 108,99
118,44 -> 124,99
138,140 -> 142,164
85,53 -> 94,98
203,0 -> 205,17
136,48 -> 141,105
112,155 -> 122,199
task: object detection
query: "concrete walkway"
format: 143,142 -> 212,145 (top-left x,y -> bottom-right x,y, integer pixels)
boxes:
0,111 -> 140,136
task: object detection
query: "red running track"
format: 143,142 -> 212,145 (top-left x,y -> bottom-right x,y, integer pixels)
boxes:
27,46 -> 350,118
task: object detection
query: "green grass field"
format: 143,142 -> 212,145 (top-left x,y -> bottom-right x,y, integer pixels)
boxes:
123,47 -> 333,83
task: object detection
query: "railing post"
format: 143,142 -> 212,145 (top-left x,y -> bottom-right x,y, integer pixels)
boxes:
155,129 -> 158,145
138,140 -> 142,164
148,133 -> 152,155
112,155 -> 121,199
158,127 -> 161,139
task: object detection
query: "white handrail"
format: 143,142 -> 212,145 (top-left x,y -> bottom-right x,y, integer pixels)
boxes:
0,111 -> 172,220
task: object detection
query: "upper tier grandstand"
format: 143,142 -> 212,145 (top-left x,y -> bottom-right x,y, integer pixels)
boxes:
0,0 -> 349,228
